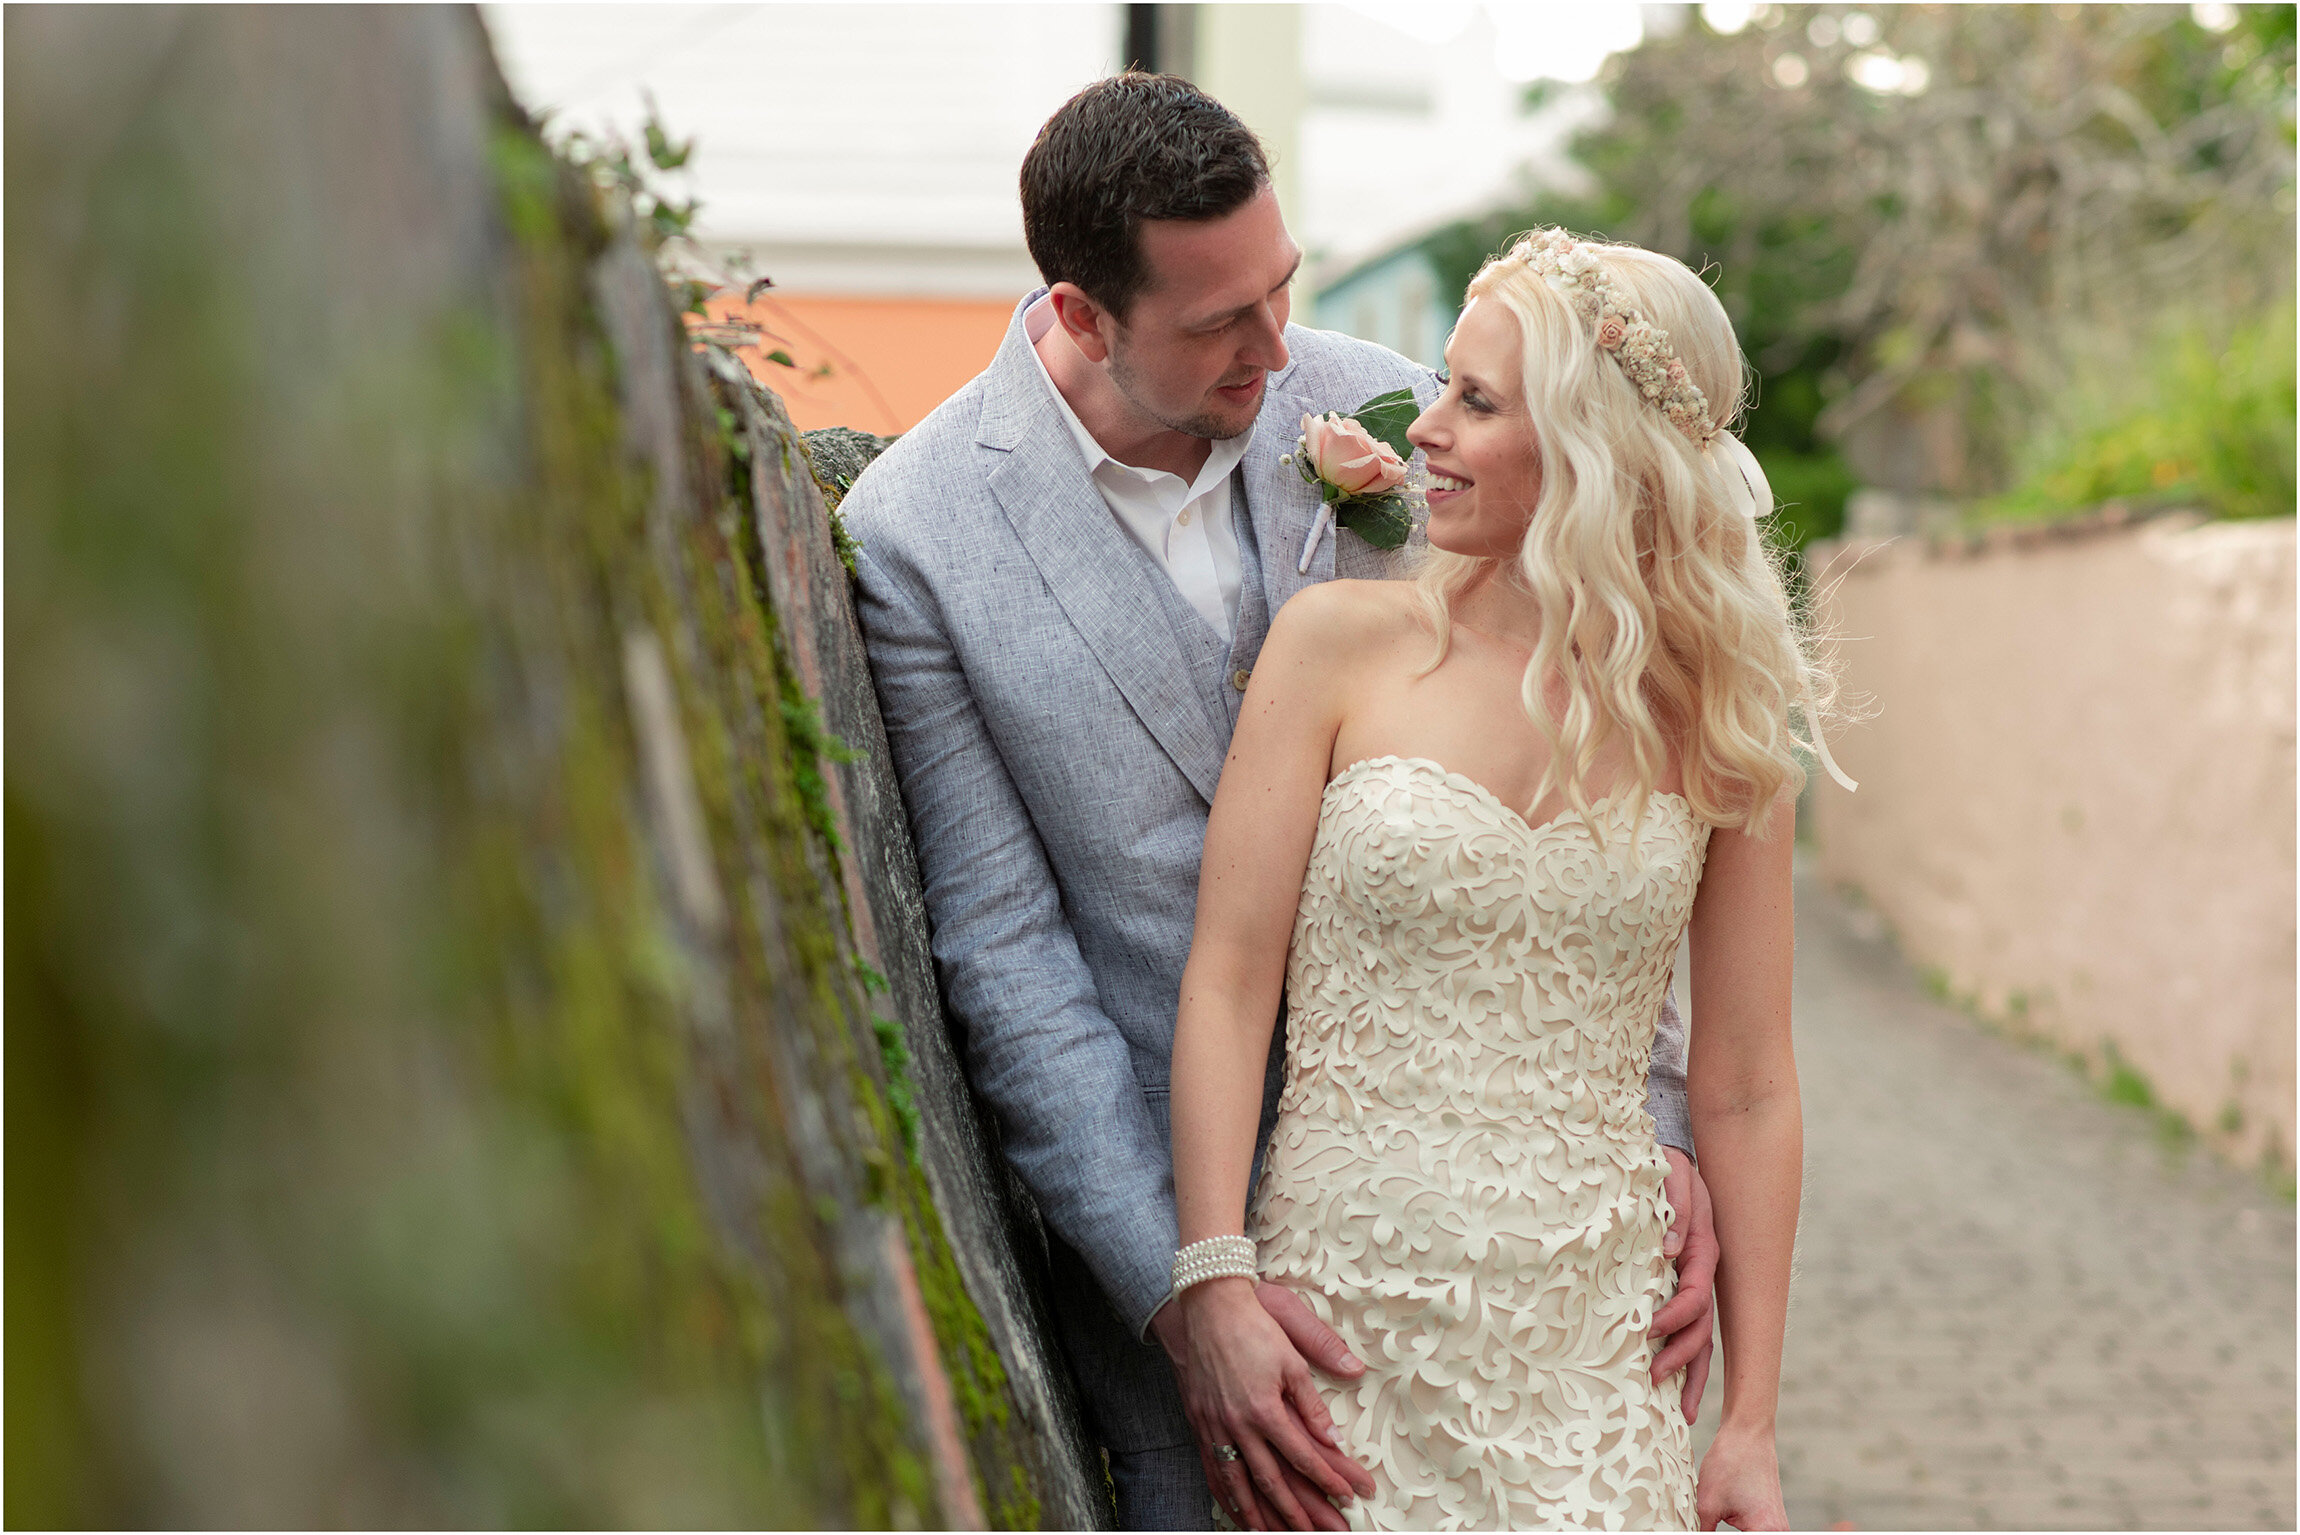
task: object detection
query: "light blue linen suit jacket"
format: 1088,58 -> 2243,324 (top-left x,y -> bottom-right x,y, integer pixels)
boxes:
843,293 -> 1692,1362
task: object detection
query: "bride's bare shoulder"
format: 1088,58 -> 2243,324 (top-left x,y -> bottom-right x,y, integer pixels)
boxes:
1264,578 -> 1425,664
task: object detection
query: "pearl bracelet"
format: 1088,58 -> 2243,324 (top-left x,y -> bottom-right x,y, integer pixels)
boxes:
1169,1235 -> 1259,1300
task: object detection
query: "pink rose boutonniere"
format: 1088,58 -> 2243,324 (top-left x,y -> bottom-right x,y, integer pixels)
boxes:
1302,413 -> 1407,496
1284,386 -> 1421,573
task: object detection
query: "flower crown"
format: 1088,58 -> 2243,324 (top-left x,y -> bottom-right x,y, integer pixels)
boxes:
1507,229 -> 1721,448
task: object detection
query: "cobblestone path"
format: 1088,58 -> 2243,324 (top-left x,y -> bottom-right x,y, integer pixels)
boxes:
1688,860 -> 2296,1530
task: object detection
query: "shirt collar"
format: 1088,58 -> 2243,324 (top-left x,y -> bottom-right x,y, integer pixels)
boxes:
1023,295 -> 1253,507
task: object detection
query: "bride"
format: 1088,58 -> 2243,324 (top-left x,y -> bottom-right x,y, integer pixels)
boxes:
1166,230 -> 1845,1531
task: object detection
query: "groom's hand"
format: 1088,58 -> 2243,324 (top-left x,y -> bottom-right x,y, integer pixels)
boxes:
1243,1282 -> 1370,1528
1242,1283 -> 1373,1530
1652,1146 -> 1718,1422
1255,1281 -> 1364,1383
1156,1281 -> 1374,1530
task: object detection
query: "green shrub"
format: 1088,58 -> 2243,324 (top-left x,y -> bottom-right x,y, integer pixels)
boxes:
1976,304 -> 2296,525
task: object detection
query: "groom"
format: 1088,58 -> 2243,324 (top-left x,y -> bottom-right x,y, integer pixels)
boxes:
842,74 -> 1716,1530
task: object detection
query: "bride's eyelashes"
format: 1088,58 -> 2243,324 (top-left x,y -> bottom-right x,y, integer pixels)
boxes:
1434,370 -> 1497,415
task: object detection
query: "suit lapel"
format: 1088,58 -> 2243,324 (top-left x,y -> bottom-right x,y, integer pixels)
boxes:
1221,481 -> 1273,726
1242,358 -> 1334,617
980,300 -> 1230,804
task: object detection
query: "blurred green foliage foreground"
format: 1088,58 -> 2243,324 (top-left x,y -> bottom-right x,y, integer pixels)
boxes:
1431,3 -> 2296,548
5,9 -> 1081,1527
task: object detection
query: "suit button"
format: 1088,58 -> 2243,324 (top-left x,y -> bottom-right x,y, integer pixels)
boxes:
1231,668 -> 1251,692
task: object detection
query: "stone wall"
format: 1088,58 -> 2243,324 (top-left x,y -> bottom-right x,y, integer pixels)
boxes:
1809,512 -> 2296,1172
5,8 -> 1099,1526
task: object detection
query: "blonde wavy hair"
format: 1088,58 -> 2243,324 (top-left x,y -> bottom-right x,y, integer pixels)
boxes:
1414,231 -> 1843,839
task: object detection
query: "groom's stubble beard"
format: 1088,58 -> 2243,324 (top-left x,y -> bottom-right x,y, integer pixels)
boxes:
1106,334 -> 1262,443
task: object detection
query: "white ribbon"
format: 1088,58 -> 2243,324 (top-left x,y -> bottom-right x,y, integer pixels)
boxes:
1296,505 -> 1334,575
1708,435 -> 1855,790
1714,431 -> 1773,522
1805,688 -> 1859,794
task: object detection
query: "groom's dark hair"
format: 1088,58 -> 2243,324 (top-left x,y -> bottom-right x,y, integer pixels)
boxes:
1020,72 -> 1270,320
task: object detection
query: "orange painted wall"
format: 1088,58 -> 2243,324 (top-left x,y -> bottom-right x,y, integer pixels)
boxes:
701,291 -> 1023,436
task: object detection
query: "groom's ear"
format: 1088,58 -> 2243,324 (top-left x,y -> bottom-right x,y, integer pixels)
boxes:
1047,283 -> 1117,365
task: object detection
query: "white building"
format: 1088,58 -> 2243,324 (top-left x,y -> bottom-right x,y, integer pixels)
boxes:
480,3 -> 1651,427
483,3 -> 1650,285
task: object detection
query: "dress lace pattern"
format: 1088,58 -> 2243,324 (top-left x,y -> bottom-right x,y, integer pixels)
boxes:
1249,756 -> 1709,1531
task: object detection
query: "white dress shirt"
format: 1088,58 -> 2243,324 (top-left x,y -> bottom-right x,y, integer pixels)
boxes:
1025,296 -> 1249,643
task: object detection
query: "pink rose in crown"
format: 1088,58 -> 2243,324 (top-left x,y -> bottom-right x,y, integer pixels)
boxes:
1596,316 -> 1628,350
1301,412 -> 1409,496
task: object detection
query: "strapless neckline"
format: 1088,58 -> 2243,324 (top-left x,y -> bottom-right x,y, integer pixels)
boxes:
1324,753 -> 1696,843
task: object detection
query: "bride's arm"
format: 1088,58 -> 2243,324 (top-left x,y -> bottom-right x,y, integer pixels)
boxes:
1686,793 -> 1800,1533
1171,602 -> 1343,1247
1169,585 -> 1378,1528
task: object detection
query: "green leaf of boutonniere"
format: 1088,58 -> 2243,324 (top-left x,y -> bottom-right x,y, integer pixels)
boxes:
1288,387 -> 1425,566
1349,387 -> 1419,464
1335,492 -> 1413,551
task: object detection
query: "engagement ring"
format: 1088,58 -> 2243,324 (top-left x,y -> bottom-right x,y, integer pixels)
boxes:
1212,1444 -> 1241,1463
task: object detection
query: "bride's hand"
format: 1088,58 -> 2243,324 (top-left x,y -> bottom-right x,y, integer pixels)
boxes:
1172,1277 -> 1374,1530
1695,1422 -> 1787,1531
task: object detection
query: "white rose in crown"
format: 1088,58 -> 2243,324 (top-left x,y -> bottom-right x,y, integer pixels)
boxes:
1281,387 -> 1424,573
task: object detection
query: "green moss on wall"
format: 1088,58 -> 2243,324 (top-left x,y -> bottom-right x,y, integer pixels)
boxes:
707,363 -> 1049,1527
7,12 -> 1072,1524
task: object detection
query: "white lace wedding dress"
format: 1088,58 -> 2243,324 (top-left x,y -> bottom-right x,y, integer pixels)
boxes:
1248,755 -> 1708,1531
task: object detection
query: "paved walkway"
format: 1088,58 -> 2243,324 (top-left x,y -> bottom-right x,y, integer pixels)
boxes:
1688,860 -> 2296,1530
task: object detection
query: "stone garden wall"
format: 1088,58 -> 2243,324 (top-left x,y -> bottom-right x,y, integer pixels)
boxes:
6,8 -> 1100,1526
